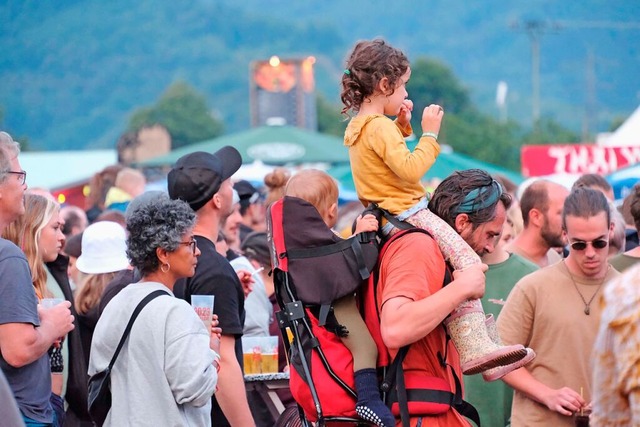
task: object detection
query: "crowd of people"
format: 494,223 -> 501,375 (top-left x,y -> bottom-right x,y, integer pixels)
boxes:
1,37 -> 640,427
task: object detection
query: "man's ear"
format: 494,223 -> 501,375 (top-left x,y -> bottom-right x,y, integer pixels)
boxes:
454,213 -> 471,234
211,193 -> 222,209
609,221 -> 615,240
529,208 -> 543,228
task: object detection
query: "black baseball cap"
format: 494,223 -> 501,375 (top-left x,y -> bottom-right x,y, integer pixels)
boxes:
168,146 -> 242,211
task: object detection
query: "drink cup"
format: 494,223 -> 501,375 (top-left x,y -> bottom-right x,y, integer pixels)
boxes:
242,337 -> 262,375
573,409 -> 591,427
41,298 -> 65,309
191,295 -> 214,331
260,336 -> 279,374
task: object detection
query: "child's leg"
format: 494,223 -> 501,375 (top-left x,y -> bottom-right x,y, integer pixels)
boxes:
332,296 -> 377,371
333,296 -> 395,427
405,207 -> 480,269
405,208 -> 529,375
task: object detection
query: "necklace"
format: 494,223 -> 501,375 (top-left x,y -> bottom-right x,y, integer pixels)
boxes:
563,261 -> 610,315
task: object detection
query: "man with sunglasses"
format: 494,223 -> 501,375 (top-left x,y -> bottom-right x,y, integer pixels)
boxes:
497,187 -> 620,427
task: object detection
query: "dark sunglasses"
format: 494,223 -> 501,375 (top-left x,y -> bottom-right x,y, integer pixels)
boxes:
179,238 -> 198,254
569,239 -> 608,251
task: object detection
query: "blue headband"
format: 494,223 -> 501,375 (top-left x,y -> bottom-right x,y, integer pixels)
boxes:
456,180 -> 503,213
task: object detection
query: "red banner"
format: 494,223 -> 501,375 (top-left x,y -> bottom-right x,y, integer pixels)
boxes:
521,144 -> 640,177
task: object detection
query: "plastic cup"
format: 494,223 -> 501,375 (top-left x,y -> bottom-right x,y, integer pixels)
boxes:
260,336 -> 279,374
242,337 -> 262,375
41,298 -> 65,308
191,295 -> 214,331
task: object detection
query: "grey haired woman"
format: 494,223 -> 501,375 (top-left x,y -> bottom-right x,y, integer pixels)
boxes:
89,197 -> 221,426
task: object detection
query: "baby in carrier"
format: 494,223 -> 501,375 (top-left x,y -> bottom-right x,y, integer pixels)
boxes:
285,169 -> 395,427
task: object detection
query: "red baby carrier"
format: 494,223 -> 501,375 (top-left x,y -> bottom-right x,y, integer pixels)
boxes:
267,196 -> 480,427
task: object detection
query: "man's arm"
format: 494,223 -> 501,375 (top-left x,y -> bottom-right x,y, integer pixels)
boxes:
379,234 -> 486,349
381,265 -> 486,349
502,368 -> 584,416
0,302 -> 75,367
215,334 -> 255,427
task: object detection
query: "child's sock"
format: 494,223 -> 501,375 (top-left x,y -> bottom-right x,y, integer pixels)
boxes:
354,368 -> 395,427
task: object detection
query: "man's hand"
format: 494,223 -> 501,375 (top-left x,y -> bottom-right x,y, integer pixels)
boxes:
236,270 -> 255,298
451,263 -> 487,300
38,300 -> 75,341
541,387 -> 586,416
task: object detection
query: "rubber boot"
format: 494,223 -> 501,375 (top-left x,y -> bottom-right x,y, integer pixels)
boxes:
354,368 -> 396,427
444,299 -> 528,375
482,314 -> 536,382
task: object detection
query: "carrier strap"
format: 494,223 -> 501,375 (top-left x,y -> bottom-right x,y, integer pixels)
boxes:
286,235 -> 371,280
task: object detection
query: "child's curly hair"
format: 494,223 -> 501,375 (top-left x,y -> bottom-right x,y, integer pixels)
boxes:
340,39 -> 410,116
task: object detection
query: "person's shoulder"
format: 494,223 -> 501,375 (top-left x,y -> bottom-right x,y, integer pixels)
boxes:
514,260 -> 561,290
0,238 -> 25,259
384,230 -> 442,259
507,253 -> 539,272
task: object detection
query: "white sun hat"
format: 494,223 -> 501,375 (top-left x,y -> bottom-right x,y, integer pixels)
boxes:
76,221 -> 129,274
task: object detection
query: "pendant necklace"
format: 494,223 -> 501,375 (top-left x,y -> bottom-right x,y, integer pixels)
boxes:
564,260 -> 610,315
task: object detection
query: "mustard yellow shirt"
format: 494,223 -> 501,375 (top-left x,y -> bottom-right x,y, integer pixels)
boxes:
344,114 -> 440,215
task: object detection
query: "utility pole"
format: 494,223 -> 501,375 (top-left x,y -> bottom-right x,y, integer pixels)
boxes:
510,20 -> 561,132
582,48 -> 596,142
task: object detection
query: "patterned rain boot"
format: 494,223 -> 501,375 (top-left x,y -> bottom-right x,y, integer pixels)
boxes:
444,299 -> 528,375
354,368 -> 396,427
482,314 -> 536,382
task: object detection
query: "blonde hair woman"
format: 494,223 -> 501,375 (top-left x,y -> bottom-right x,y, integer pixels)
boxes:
3,194 -> 63,299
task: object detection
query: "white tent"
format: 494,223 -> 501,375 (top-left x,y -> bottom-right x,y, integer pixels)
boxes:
599,105 -> 640,146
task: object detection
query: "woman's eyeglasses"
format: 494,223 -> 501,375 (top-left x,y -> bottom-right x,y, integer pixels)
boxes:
569,239 -> 608,251
179,238 -> 198,254
7,170 -> 26,185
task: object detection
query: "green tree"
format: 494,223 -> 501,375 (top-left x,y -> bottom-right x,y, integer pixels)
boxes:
316,94 -> 347,137
523,117 -> 580,144
128,81 -> 224,149
407,57 -> 472,126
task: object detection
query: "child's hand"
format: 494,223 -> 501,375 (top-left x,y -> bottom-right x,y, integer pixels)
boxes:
354,214 -> 379,234
421,104 -> 444,136
397,99 -> 413,128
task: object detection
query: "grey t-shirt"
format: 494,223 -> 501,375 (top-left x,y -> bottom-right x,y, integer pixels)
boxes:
0,238 -> 52,423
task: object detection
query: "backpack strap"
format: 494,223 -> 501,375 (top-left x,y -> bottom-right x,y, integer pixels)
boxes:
286,235 -> 372,281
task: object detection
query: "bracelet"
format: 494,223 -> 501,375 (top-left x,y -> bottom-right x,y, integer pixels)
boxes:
422,132 -> 438,141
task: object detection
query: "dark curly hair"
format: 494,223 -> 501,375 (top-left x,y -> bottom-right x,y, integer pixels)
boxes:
428,169 -> 512,230
340,39 -> 410,116
126,198 -> 196,276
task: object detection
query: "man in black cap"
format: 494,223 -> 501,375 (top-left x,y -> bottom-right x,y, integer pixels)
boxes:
168,147 -> 256,427
233,180 -> 266,243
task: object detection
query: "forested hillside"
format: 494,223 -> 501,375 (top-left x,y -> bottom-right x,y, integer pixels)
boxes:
1,0 -> 639,150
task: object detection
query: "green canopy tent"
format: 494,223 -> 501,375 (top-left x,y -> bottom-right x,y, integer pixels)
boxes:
138,124 -> 350,167
329,147 -> 523,194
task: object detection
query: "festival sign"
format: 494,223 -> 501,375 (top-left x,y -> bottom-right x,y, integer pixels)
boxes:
521,144 -> 640,177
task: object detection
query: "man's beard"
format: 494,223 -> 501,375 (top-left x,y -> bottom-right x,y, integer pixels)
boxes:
541,221 -> 564,248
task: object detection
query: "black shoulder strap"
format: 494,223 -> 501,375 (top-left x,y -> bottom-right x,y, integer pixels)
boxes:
107,289 -> 169,370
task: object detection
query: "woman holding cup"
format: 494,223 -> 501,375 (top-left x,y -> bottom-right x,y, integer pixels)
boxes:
2,193 -> 68,426
89,197 -> 221,426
